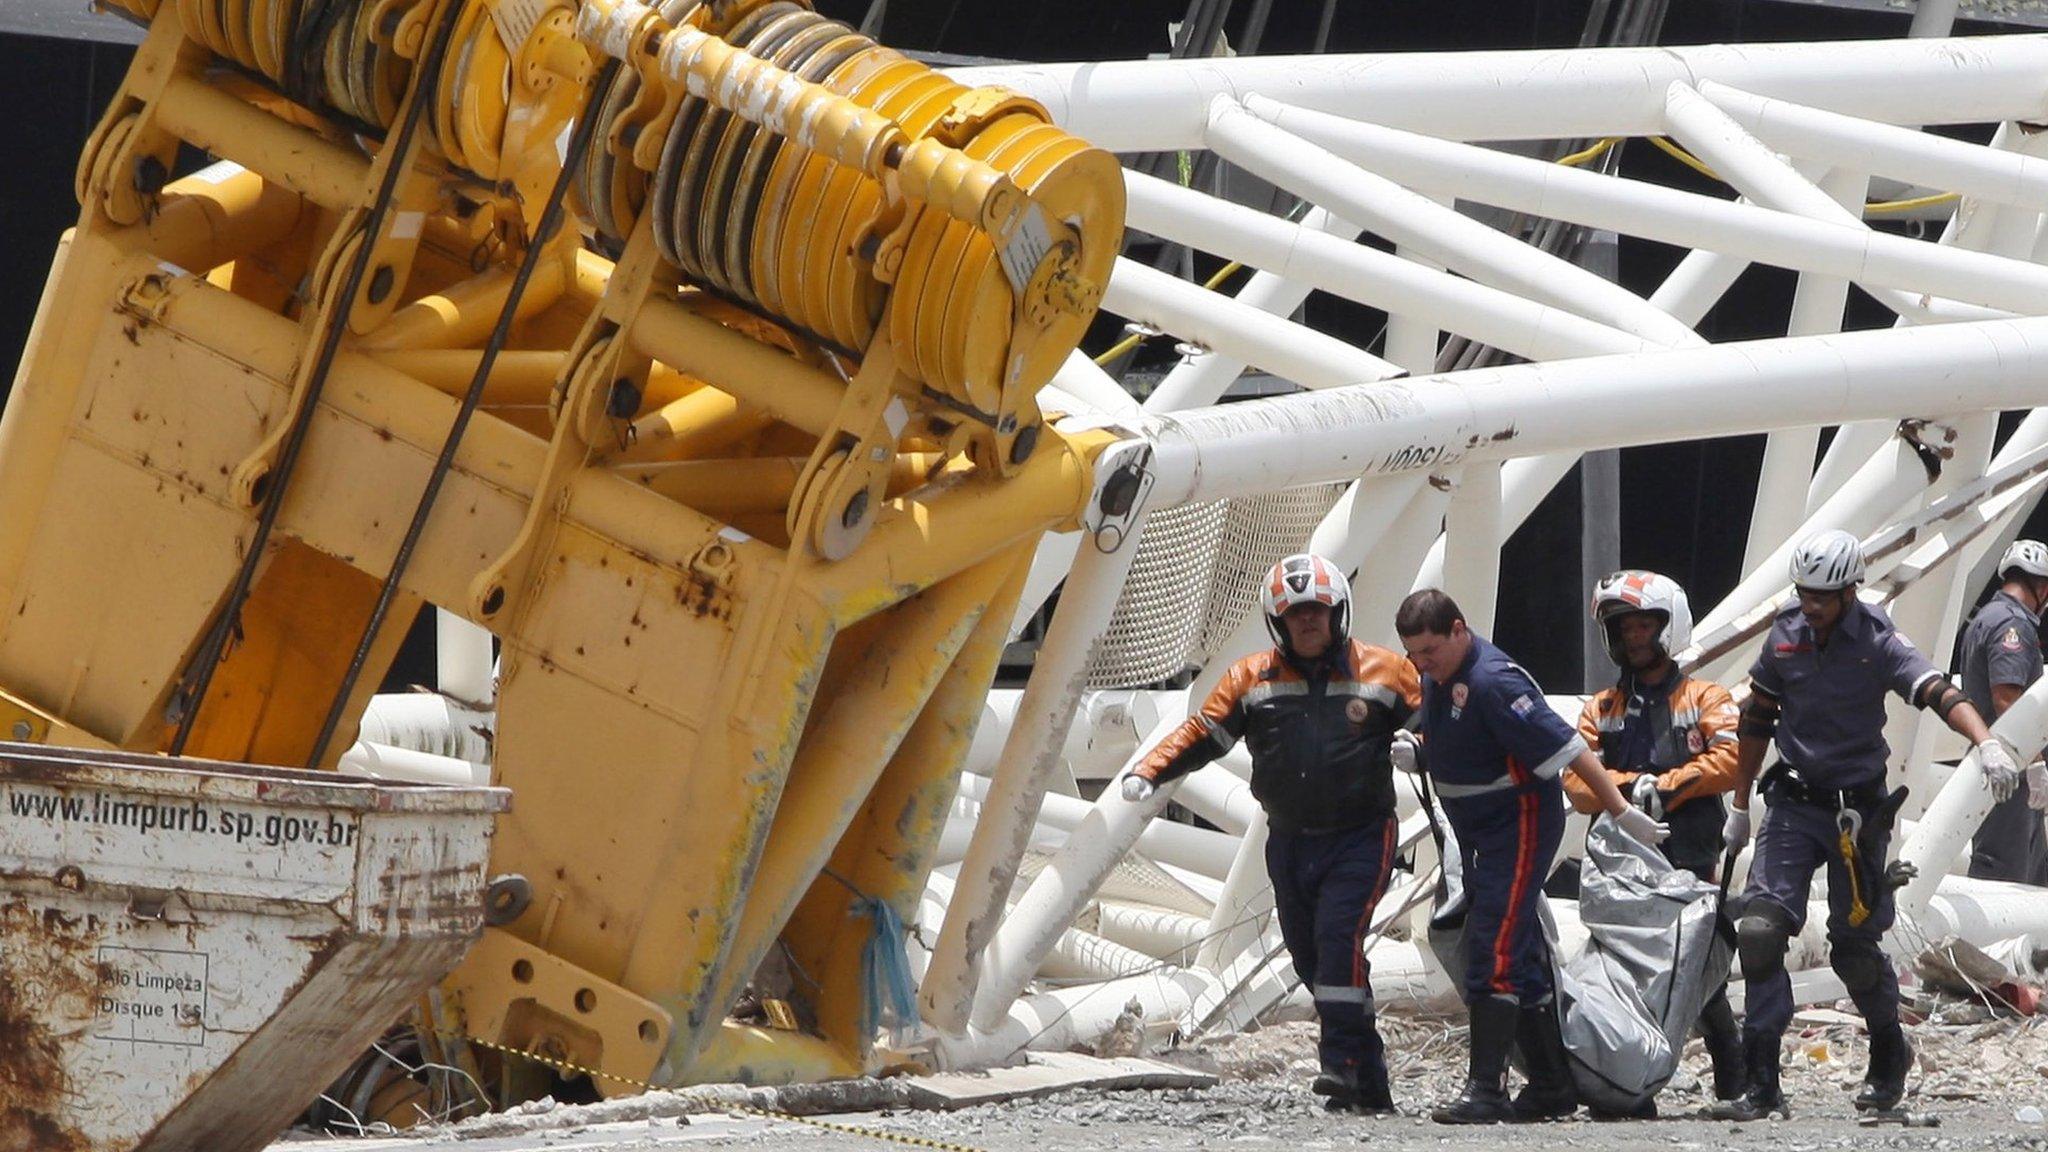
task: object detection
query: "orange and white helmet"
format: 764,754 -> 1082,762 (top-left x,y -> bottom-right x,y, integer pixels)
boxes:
1262,553 -> 1351,654
1591,569 -> 1692,664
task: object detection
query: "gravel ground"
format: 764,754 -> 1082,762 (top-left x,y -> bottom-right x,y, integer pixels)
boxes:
273,1009 -> 2048,1152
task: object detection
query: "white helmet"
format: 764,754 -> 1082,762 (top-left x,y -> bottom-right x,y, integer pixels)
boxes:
2000,539 -> 2048,581
1789,528 -> 1865,591
1591,570 -> 1693,665
1262,553 -> 1351,655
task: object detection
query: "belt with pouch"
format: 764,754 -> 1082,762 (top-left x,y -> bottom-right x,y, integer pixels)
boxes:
1758,763 -> 1885,810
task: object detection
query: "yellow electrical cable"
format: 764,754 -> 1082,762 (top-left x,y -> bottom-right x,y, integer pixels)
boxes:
1863,191 -> 1962,215
1648,136 -> 1722,183
1092,260 -> 1245,365
1556,137 -> 1620,168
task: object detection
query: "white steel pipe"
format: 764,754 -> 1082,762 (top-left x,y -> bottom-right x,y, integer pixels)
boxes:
1138,314 -> 2048,510
1441,464 -> 1504,635
1695,437 -> 1929,639
1659,83 -> 2006,326
953,770 -> 1240,878
1123,171 -> 1658,363
1203,97 -> 1703,350
929,968 -> 1218,1070
336,739 -> 488,786
1245,97 -> 2048,318
435,610 -> 495,705
950,37 -> 2048,150
1897,676 -> 2048,929
1094,903 -> 1211,963
1194,811 -> 1272,971
1700,81 -> 2048,216
1036,924 -> 1159,983
1104,257 -> 1402,387
1144,206 -> 1366,413
356,691 -> 495,767
922,522 -> 1150,1034
969,771 -> 1194,1030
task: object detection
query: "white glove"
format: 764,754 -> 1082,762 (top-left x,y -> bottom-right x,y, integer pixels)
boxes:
1389,729 -> 1422,775
1722,806 -> 1752,854
1978,738 -> 2022,803
1120,774 -> 1156,803
2028,760 -> 2048,813
1614,806 -> 1670,846
1629,774 -> 1665,820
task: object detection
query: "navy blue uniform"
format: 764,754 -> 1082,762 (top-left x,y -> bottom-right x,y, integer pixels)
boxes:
1136,640 -> 1420,1086
1740,599 -> 1939,1041
1418,634 -> 1584,1003
1959,590 -> 2048,884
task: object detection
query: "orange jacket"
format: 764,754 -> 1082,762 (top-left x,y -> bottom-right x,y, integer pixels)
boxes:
1564,673 -> 1742,816
1135,641 -> 1421,833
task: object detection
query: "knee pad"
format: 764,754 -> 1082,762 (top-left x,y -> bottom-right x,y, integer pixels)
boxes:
1736,908 -> 1794,982
1829,939 -> 1887,993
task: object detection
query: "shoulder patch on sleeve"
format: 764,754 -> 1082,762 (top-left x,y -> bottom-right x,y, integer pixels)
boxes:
1510,694 -> 1535,716
2002,626 -> 2026,652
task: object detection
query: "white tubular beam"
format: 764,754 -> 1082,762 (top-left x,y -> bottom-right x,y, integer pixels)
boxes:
1169,763 -> 1260,835
921,525 -> 1149,1034
968,774 -> 1190,1030
1046,351 -> 1142,418
1144,207 -> 1366,413
1203,97 -> 1702,350
1808,422 -> 1897,514
1104,257 -> 1402,387
929,968 -> 1218,1071
1124,171 -> 1657,363
1649,248 -> 1751,325
1035,925 -> 1158,983
1246,97 -> 2048,317
357,691 -> 495,767
950,37 -> 2048,150
337,740 -> 488,786
1697,437 -> 1929,640
1700,81 -> 2048,215
1353,484 -> 1458,647
1742,168 -> 1861,576
436,609 -> 495,704
953,770 -> 1239,878
1897,677 -> 2048,930
1194,812 -> 1272,971
1095,903 -> 1210,962
1140,315 -> 2048,510
1441,465 -> 1504,634
1659,83 -> 2006,326
1412,454 -> 1579,592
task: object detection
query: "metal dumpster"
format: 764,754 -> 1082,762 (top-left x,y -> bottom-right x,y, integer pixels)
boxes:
0,742 -> 509,1151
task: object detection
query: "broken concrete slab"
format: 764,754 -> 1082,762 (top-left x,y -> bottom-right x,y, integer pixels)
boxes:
901,1051 -> 1219,1111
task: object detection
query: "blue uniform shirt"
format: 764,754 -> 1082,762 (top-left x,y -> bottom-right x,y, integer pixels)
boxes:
1747,599 -> 1940,788
1959,590 -> 2042,726
1419,633 -> 1586,800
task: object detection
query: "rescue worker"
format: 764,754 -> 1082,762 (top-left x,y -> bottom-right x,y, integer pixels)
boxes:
1959,539 -> 2048,884
1715,529 -> 2018,1121
1391,589 -> 1667,1125
1121,554 -> 1421,1115
1564,570 -> 1747,1112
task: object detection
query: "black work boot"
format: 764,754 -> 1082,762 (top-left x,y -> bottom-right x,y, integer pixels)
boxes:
1699,994 -> 1748,1103
1853,1024 -> 1912,1112
1433,997 -> 1518,1125
1707,1033 -> 1788,1121
1510,1003 -> 1579,1121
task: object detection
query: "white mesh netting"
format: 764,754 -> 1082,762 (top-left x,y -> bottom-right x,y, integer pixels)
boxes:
1082,484 -> 1348,689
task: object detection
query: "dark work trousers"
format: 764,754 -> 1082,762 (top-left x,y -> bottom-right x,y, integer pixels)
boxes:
1739,797 -> 1898,1041
1444,786 -> 1566,1003
1266,816 -> 1399,1077
1969,778 -> 2048,885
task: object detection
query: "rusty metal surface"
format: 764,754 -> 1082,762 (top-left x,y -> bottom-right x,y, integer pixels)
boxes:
0,746 -> 504,1152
